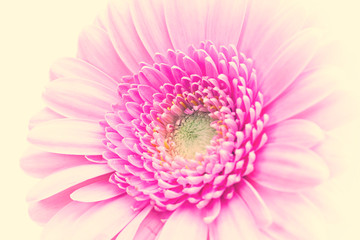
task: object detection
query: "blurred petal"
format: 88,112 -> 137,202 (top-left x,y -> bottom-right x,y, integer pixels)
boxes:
210,195 -> 259,240
249,143 -> 329,192
163,0 -> 207,51
236,179 -> 272,228
266,119 -> 325,148
265,68 -> 338,125
20,147 -> 88,178
105,0 -> 153,73
28,119 -> 106,155
115,206 -> 153,240
157,206 -> 208,240
50,57 -> 118,89
260,29 -> 321,105
77,25 -> 131,81
27,164 -> 113,202
206,0 -> 248,46
130,0 -> 173,57
70,196 -> 138,240
43,78 -> 117,120
70,179 -> 125,202
28,108 -> 63,130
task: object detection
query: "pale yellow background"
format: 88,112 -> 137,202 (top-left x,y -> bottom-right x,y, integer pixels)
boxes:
0,0 -> 359,239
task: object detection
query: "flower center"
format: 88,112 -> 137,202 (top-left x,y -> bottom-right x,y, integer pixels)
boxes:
170,111 -> 216,159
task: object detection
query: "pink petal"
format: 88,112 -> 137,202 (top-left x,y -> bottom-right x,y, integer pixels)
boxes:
27,164 -> 113,202
202,199 -> 221,224
236,179 -> 272,227
42,201 -> 94,240
210,195 -> 259,240
312,135 -> 347,177
70,179 -> 125,202
28,189 -> 73,224
206,0 -> 248,46
28,108 -> 63,130
70,196 -> 138,240
163,0 -> 207,51
157,206 -> 208,240
260,28 -> 321,106
266,119 -> 325,148
293,91 -> 356,130
105,0 -> 153,73
133,209 -> 170,240
28,119 -> 106,155
20,147 -> 88,178
130,0 -> 173,57
256,185 -> 327,240
249,143 -> 329,192
50,57 -> 118,89
77,25 -> 131,82
264,68 -> 338,125
250,2 -> 310,66
43,77 -> 118,120
238,0 -> 291,56
115,206 -> 153,240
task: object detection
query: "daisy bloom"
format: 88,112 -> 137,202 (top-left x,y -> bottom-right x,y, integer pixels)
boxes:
21,0 -> 350,239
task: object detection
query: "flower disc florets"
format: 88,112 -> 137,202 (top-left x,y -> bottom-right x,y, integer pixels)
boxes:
102,41 -> 268,211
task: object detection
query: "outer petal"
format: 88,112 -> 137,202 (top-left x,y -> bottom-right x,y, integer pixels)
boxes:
163,0 -> 208,51
77,25 -> 131,81
249,143 -> 329,192
20,147 -> 88,178
49,57 -> 118,89
130,0 -> 173,57
28,119 -> 106,155
28,108 -> 63,130
260,28 -> 322,106
266,119 -> 325,148
105,0 -> 153,73
236,179 -> 272,228
210,195 -> 259,240
69,196 -> 138,240
157,206 -> 208,240
115,206 -> 153,240
133,209 -> 170,240
43,77 -> 118,120
205,0 -> 248,46
28,189 -> 73,224
255,185 -> 327,240
265,68 -> 338,125
70,179 -> 125,203
293,91 -> 356,130
42,201 -> 94,240
27,164 -> 113,202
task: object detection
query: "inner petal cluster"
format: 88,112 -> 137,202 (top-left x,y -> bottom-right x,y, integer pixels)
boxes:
101,41 -> 268,211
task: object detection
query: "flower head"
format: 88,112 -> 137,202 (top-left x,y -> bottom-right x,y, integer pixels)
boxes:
22,0 -> 346,239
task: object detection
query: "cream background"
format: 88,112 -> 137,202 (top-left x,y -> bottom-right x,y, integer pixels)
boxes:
0,0 -> 359,239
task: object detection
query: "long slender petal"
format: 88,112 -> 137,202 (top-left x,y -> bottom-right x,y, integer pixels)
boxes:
43,77 -> 118,120
69,196 -> 138,240
105,0 -> 153,73
210,195 -> 259,240
157,206 -> 208,240
266,119 -> 325,148
249,143 -> 329,192
70,179 -> 125,202
77,25 -> 131,81
130,0 -> 173,57
28,119 -> 106,155
27,164 -> 113,202
20,147 -> 88,178
163,0 -> 208,51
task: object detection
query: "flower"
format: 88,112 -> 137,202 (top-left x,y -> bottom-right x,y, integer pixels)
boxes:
21,0 -> 347,239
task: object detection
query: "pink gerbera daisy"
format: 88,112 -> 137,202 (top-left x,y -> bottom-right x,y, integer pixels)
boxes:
21,0 -> 349,239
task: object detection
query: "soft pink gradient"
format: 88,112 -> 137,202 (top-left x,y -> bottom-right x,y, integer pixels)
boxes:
21,0 -> 350,239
